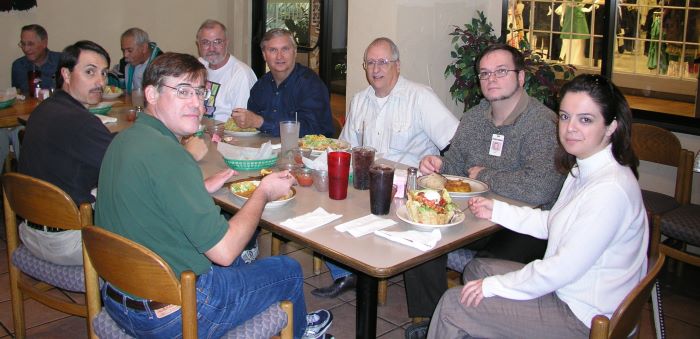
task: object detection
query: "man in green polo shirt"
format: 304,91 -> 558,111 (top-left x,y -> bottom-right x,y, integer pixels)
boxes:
95,52 -> 332,338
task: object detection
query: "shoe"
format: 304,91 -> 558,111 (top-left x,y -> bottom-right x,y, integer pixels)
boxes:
310,274 -> 356,298
405,320 -> 429,339
240,239 -> 259,264
302,309 -> 333,339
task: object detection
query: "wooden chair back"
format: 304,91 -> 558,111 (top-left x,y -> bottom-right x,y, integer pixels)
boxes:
589,254 -> 666,339
82,225 -> 198,338
631,123 -> 693,204
1,172 -> 99,338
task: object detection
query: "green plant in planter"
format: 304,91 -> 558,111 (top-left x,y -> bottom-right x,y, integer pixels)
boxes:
445,11 -> 576,112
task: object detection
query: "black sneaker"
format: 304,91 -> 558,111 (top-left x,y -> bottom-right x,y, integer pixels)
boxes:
302,309 -> 333,339
405,320 -> 429,339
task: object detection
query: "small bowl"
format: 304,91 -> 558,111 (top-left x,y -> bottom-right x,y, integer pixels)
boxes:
0,97 -> 16,109
293,168 -> 314,187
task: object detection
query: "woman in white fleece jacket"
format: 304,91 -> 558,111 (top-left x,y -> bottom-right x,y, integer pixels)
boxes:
427,74 -> 648,339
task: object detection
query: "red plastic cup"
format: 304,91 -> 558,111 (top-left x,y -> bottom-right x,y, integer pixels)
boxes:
327,151 -> 351,200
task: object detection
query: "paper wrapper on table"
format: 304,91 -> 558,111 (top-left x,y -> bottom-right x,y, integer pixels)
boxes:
217,141 -> 276,160
334,214 -> 396,237
374,229 -> 441,251
95,115 -> 117,124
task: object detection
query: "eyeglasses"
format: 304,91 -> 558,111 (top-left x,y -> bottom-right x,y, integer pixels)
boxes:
160,84 -> 211,100
477,69 -> 519,80
198,39 -> 225,48
363,58 -> 397,70
18,41 -> 37,48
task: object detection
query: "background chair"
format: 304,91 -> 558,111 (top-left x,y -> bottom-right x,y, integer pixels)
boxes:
1,172 -> 99,338
82,225 -> 294,339
631,123 -> 694,220
589,254 -> 666,339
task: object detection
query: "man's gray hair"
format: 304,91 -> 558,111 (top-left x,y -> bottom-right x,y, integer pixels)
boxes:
364,37 -> 400,61
260,28 -> 297,50
197,19 -> 227,39
121,27 -> 150,45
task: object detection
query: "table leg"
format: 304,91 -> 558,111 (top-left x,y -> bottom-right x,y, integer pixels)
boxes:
356,273 -> 378,338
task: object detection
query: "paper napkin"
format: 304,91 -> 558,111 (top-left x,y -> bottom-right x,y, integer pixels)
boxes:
95,114 -> 117,124
217,141 -> 276,160
374,229 -> 442,251
280,207 -> 342,233
334,214 -> 396,237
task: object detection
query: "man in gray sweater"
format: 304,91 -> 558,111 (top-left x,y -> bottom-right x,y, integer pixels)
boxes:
404,43 -> 564,338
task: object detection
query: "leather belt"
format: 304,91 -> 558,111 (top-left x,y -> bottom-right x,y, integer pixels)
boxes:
26,221 -> 65,233
105,285 -> 171,311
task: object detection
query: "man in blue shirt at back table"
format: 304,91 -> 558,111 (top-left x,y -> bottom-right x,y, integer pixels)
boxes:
230,28 -> 333,137
12,24 -> 61,94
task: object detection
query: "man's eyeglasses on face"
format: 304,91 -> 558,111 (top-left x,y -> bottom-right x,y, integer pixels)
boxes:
198,39 -> 225,48
161,84 -> 211,100
18,41 -> 37,48
363,58 -> 397,70
477,69 -> 519,80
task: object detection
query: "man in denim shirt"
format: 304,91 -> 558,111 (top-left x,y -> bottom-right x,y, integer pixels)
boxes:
231,28 -> 333,137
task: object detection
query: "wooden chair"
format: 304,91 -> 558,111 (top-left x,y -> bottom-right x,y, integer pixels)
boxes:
589,254 -> 666,339
630,123 -> 694,221
1,172 -> 99,338
83,226 -> 294,339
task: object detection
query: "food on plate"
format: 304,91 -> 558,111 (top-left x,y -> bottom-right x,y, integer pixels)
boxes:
260,168 -> 273,177
420,173 -> 448,189
224,118 -> 257,132
406,189 -> 457,225
230,180 -> 293,201
445,179 -> 472,193
102,85 -> 123,96
299,134 -> 348,151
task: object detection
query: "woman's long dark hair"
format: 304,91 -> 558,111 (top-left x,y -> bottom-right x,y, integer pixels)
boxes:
554,74 -> 639,178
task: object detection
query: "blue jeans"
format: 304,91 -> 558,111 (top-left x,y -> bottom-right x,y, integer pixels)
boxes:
103,256 -> 307,338
326,261 -> 352,280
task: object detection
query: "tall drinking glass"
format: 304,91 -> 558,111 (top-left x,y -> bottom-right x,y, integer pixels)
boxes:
131,87 -> 145,108
369,164 -> 395,215
279,121 -> 300,155
352,146 -> 375,190
327,151 -> 351,200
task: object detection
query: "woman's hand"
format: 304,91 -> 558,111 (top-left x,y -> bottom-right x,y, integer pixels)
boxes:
460,279 -> 485,307
468,197 -> 494,220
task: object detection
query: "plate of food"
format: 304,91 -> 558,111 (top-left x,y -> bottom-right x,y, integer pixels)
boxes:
229,180 -> 295,208
299,135 -> 350,155
88,102 -> 113,115
102,85 -> 123,100
224,118 -> 260,136
396,189 -> 464,230
417,173 -> 489,198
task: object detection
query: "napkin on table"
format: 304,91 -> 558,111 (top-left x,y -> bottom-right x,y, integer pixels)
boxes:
280,207 -> 342,233
374,229 -> 442,251
217,141 -> 276,160
334,214 -> 396,237
95,114 -> 117,124
302,150 -> 328,171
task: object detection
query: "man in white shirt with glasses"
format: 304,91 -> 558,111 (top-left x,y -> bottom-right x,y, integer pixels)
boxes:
196,19 -> 257,123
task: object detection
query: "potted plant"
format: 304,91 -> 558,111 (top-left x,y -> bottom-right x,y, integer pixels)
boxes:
445,11 -> 576,111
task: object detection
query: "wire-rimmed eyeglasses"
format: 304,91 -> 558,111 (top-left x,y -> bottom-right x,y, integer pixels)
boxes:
198,39 -> 225,48
160,84 -> 211,100
363,58 -> 397,70
477,69 -> 519,80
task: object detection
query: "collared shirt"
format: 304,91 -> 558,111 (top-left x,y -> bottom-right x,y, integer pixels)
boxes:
340,76 -> 458,167
11,49 -> 62,94
95,112 -> 227,277
19,90 -> 114,205
247,63 -> 333,137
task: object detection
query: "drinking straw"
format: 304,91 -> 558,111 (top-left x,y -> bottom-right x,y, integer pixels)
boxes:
360,121 -> 365,147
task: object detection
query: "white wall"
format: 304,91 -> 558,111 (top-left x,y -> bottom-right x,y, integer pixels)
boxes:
0,0 -> 252,90
346,0 -> 501,118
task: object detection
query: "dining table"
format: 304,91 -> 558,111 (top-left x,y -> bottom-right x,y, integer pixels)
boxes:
198,134 -> 523,338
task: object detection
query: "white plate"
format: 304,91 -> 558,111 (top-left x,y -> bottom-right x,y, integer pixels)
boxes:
229,180 -> 295,208
396,205 -> 465,230
225,130 -> 260,137
416,175 -> 489,198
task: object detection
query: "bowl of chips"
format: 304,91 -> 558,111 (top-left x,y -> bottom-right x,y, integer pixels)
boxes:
102,85 -> 123,100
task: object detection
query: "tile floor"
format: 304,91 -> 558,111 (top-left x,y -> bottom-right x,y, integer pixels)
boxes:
0,228 -> 699,338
